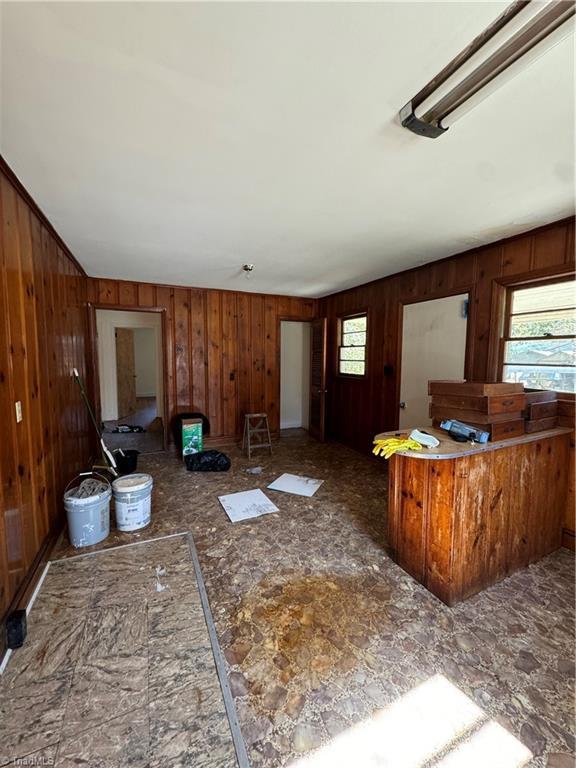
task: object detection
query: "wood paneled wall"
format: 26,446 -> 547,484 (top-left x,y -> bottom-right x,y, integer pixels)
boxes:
320,218 -> 575,453
0,164 -> 91,652
87,278 -> 317,439
558,395 -> 576,550
1,146 -> 574,648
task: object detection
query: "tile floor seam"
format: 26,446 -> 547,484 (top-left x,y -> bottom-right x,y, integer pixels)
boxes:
0,715 -> 60,763
58,704 -> 150,754
61,687 -> 151,742
50,530 -> 190,563
52,733 -> 63,765
186,532 -> 251,768
58,613 -> 91,749
145,597 -> 152,766
0,738 -> 62,768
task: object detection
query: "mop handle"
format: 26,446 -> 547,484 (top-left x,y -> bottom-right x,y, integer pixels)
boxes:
73,368 -> 120,471
73,367 -> 102,439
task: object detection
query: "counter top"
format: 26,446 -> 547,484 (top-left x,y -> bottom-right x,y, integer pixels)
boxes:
373,426 -> 573,460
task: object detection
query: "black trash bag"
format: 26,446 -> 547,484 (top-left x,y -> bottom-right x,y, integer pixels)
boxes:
171,412 -> 210,451
184,450 -> 231,472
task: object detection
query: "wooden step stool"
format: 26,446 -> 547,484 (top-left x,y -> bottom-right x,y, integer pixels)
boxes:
242,413 -> 272,459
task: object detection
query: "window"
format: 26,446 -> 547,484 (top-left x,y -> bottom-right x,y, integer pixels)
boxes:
338,314 -> 367,376
501,278 -> 575,393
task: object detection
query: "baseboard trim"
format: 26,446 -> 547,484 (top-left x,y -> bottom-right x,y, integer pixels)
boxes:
562,528 -> 575,551
202,431 -> 281,449
203,435 -> 241,449
0,517 -> 64,667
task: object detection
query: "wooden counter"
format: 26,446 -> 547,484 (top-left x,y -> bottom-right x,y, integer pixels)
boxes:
379,427 -> 572,605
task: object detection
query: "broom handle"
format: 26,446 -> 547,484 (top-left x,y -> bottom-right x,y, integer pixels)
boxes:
73,368 -> 102,439
73,368 -> 120,471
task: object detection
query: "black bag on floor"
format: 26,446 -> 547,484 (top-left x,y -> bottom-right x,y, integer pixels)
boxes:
184,450 -> 231,472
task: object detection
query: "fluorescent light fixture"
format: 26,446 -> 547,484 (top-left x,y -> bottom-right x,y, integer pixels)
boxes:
400,0 -> 575,138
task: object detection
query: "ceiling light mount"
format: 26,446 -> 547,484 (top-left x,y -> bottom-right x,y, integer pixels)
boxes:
400,0 -> 575,138
398,105 -> 448,138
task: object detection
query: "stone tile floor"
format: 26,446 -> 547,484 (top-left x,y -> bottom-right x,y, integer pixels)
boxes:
0,535 -> 236,767
5,432 -> 575,767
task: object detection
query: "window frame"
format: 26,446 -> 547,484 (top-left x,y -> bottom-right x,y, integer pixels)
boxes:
499,275 -> 575,394
337,311 -> 368,378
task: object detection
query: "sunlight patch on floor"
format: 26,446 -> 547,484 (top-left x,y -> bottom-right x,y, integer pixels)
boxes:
435,720 -> 533,767
290,675 -> 532,768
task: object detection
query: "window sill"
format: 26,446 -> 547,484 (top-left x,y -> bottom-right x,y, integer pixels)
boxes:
336,373 -> 368,380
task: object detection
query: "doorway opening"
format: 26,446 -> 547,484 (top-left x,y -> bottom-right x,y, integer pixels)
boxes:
96,309 -> 165,453
399,294 -> 469,430
279,317 -> 327,441
280,321 -> 312,434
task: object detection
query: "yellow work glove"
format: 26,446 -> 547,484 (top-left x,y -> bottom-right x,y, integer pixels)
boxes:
372,437 -> 422,459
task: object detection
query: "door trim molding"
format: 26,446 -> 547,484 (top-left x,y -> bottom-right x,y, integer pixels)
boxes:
396,292 -> 471,431
276,315 -> 316,435
308,317 -> 328,442
88,304 -> 170,450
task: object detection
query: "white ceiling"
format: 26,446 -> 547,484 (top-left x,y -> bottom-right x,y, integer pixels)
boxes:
1,2 -> 574,298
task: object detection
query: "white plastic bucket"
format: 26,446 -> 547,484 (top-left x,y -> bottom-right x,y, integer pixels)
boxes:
112,473 -> 153,532
64,472 -> 111,548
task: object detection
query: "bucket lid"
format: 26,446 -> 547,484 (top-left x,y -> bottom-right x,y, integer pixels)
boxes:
112,473 -> 153,494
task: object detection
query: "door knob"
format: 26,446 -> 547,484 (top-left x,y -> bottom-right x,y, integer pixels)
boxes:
399,401 -> 406,409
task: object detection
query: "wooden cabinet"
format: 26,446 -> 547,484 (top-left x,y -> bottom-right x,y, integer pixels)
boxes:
385,428 -> 571,605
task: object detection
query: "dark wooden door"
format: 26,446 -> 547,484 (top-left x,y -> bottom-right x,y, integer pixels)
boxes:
309,318 -> 327,441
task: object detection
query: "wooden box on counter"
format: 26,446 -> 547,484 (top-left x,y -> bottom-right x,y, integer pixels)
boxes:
431,417 -> 526,441
526,417 -> 558,433
428,380 -> 526,441
430,393 -> 526,415
430,405 -> 524,424
524,390 -> 559,432
524,390 -> 558,404
428,381 -> 524,396
527,401 -> 558,420
471,419 -> 526,440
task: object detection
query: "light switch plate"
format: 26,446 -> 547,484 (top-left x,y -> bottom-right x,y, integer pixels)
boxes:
15,401 -> 22,423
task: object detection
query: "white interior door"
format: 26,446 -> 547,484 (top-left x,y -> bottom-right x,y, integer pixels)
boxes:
399,294 -> 468,430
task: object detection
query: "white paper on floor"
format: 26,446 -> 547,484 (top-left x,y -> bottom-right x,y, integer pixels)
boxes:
267,473 -> 323,497
218,489 -> 279,523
